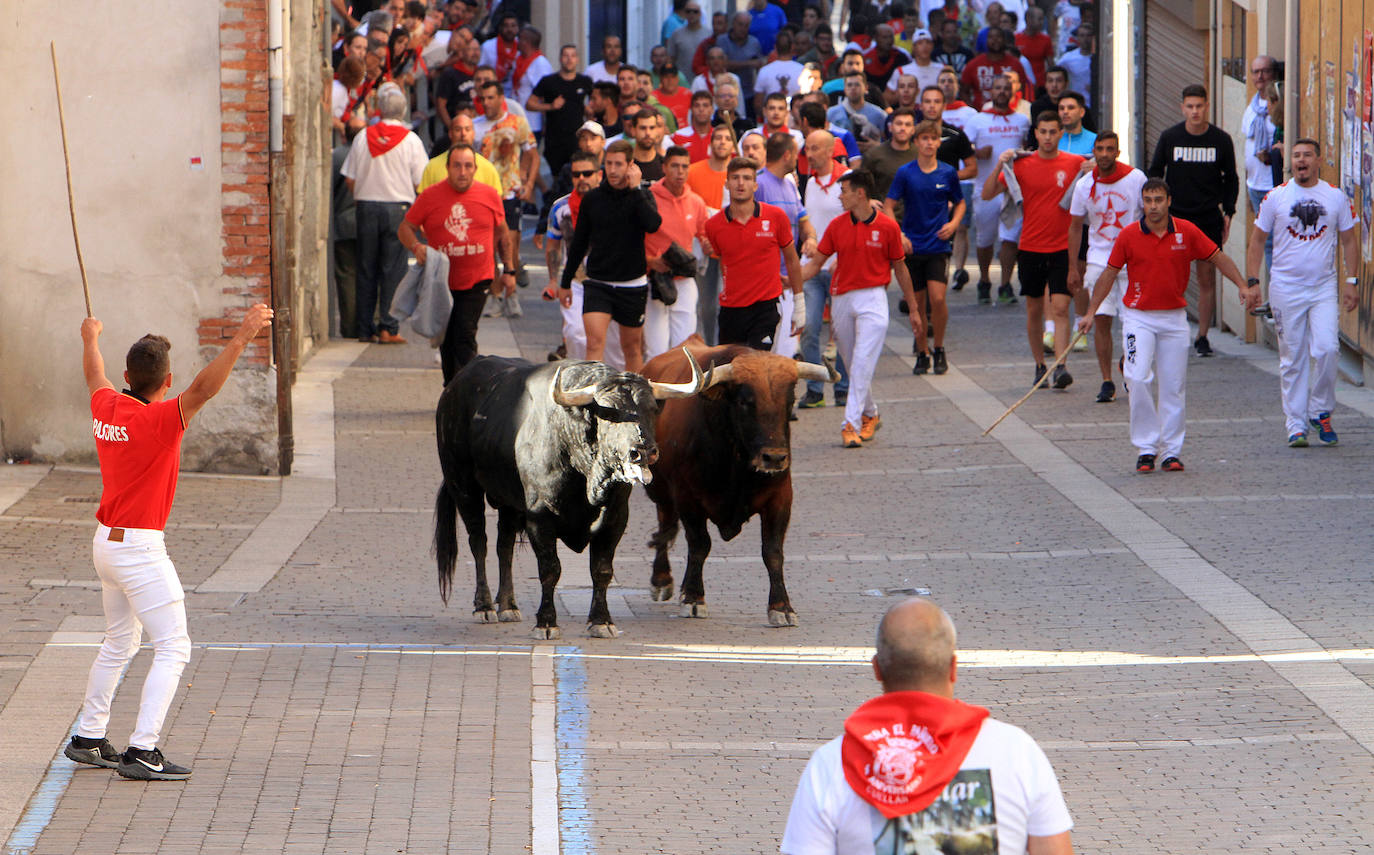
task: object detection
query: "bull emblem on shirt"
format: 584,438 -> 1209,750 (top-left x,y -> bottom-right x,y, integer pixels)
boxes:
1056,170 -> 1067,187
445,202 -> 472,243
870,736 -> 926,796
1286,198 -> 1328,241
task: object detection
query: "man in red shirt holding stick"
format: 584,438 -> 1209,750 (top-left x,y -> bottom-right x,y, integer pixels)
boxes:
68,303 -> 274,781
1078,178 -> 1258,473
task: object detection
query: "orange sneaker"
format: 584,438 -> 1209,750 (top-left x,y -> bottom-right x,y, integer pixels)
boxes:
859,414 -> 881,441
377,330 -> 408,344
841,424 -> 863,448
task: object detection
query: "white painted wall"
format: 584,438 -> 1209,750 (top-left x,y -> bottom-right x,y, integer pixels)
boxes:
0,3 -> 278,472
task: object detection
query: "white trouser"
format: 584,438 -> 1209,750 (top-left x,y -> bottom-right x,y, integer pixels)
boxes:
772,289 -> 799,359
1121,306 -> 1189,458
644,277 -> 700,360
831,287 -> 889,430
1271,283 -> 1339,435
563,282 -> 624,368
1086,264 -> 1128,317
77,525 -> 192,751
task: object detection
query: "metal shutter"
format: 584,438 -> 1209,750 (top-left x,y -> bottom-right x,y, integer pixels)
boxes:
1143,3 -> 1208,161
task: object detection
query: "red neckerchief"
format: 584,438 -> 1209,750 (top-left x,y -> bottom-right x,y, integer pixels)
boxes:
366,121 -> 409,157
947,100 -> 968,110
568,188 -> 584,227
513,50 -> 543,87
493,36 -> 518,80
865,48 -> 902,77
345,76 -> 378,118
1090,162 -> 1134,199
1008,93 -> 1022,111
841,692 -> 989,818
451,60 -> 475,77
812,163 -> 847,191
983,105 -> 1014,116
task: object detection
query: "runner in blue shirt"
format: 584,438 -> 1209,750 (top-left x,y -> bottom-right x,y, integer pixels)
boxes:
753,131 -> 817,357
884,119 -> 965,375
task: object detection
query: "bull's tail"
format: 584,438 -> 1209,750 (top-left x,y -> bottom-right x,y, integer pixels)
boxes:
647,514 -> 680,553
434,483 -> 459,604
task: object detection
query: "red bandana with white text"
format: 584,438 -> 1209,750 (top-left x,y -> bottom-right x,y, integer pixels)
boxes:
841,691 -> 989,818
366,121 -> 408,157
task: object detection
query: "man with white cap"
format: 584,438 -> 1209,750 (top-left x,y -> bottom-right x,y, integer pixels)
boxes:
885,29 -> 941,101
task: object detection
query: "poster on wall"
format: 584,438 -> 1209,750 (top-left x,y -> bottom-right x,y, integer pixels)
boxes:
1326,62 -> 1338,167
1343,42 -> 1360,203
1365,33 -> 1373,260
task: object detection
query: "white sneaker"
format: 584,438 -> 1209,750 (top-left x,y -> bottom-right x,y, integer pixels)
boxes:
504,292 -> 523,317
483,295 -> 505,317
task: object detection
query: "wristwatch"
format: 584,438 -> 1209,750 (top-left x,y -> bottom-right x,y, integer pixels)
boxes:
1246,277 -> 1260,287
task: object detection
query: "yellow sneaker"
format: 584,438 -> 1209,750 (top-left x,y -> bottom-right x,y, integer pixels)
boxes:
859,414 -> 882,441
1072,331 -> 1088,351
842,424 -> 863,448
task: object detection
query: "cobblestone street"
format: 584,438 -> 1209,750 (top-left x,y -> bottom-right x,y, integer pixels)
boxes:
2,271 -> 1372,854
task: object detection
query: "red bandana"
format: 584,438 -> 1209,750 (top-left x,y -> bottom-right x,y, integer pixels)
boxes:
841,691 -> 989,818
568,188 -> 584,227
366,121 -> 409,157
493,36 -> 518,81
1090,162 -> 1134,199
947,100 -> 968,110
513,50 -> 543,87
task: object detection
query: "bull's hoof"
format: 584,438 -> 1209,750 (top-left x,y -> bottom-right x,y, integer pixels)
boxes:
532,626 -> 562,640
587,623 -> 622,639
650,582 -> 675,601
497,608 -> 523,622
474,609 -> 498,623
768,609 -> 799,627
679,602 -> 709,618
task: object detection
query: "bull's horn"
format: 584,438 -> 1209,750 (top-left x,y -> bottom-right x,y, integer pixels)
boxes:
648,347 -> 706,399
550,366 -> 599,407
704,362 -> 735,389
797,357 -> 841,383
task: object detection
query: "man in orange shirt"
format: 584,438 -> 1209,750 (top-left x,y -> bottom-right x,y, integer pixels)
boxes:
70,304 -> 274,781
982,110 -> 1083,388
645,145 -> 711,358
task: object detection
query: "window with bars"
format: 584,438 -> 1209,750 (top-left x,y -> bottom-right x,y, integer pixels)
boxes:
1221,2 -> 1247,82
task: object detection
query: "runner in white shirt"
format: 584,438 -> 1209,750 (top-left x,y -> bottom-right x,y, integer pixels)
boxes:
510,28 -> 554,135
782,597 -> 1074,855
1067,131 -> 1146,403
939,67 -> 980,290
885,30 -> 941,102
1247,138 -> 1360,447
965,74 -> 1030,304
796,130 -> 852,409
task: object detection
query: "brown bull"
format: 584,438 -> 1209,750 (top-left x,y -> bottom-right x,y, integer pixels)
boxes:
640,339 -> 836,625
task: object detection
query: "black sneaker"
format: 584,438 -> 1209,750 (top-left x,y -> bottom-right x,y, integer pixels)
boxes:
1160,456 -> 1185,472
1052,365 -> 1073,390
1136,453 -> 1156,473
998,284 -> 1017,304
65,735 -> 121,769
834,391 -> 848,406
1249,302 -> 1273,318
1194,335 -> 1212,357
951,269 -> 969,291
798,389 -> 826,408
1033,363 -> 1048,387
911,335 -> 920,355
977,281 -> 992,304
116,747 -> 192,781
1096,380 -> 1116,403
932,347 -> 948,375
913,352 -> 931,375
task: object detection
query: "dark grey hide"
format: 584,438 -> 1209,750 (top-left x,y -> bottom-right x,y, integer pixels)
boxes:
434,356 -> 699,638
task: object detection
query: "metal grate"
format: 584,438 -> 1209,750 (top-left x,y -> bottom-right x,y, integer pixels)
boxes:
61,496 -> 99,503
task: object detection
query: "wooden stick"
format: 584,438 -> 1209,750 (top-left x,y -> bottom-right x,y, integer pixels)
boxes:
51,42 -> 92,318
981,327 -> 1088,436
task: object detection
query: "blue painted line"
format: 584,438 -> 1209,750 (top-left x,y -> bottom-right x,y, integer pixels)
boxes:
5,720 -> 78,855
556,645 -> 595,854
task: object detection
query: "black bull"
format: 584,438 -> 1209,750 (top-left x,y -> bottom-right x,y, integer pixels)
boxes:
433,354 -> 705,638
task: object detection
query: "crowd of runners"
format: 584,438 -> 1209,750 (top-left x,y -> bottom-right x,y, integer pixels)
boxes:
329,0 -> 1360,469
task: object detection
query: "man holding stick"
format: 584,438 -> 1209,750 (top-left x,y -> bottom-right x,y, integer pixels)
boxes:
1078,179 -> 1259,473
67,304 -> 274,781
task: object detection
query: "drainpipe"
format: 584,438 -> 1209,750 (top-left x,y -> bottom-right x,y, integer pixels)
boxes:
1282,0 -> 1296,178
267,0 -> 294,474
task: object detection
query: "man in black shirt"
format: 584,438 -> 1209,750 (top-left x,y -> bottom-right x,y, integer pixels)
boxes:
933,18 -> 973,75
629,109 -> 666,181
527,44 -> 593,174
918,86 -> 976,179
589,82 -> 624,138
1147,84 -> 1240,356
558,140 -> 663,371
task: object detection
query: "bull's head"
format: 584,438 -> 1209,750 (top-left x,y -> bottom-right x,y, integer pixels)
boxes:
701,353 -> 836,474
551,351 -> 706,501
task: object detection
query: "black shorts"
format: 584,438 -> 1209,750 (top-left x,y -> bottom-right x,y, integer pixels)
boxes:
1179,208 -> 1225,246
582,281 -> 649,328
502,197 -> 522,230
1017,249 -> 1070,298
904,253 -> 949,291
717,298 -> 780,350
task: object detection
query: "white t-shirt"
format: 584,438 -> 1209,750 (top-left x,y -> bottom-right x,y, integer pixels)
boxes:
803,166 -> 849,270
512,54 -> 554,133
331,79 -> 348,120
584,60 -> 620,84
1255,180 -> 1358,287
966,111 -> 1030,180
1069,165 -> 1148,266
885,60 -> 942,93
943,104 -> 980,134
340,121 -> 429,202
755,59 -> 806,99
782,718 -> 1073,855
1056,49 -> 1092,105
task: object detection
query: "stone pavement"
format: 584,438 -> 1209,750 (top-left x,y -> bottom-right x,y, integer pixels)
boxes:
2,265 -> 1372,854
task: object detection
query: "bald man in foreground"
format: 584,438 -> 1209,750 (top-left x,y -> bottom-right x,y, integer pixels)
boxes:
781,598 -> 1075,854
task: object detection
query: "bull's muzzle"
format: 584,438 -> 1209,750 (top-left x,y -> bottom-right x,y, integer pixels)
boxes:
630,445 -> 660,467
754,448 -> 790,473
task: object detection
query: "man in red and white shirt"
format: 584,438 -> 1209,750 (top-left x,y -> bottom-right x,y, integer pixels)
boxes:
671,91 -> 716,162
1079,179 -> 1257,473
399,143 -> 515,382
644,145 -> 711,359
799,171 -> 919,448
704,157 -> 805,351
69,304 -> 274,781
797,130 -> 853,409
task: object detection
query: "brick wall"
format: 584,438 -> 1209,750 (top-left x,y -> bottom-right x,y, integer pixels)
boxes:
212,0 -> 272,367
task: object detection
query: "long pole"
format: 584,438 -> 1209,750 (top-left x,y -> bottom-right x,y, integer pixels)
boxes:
50,42 -> 92,318
981,329 -> 1088,436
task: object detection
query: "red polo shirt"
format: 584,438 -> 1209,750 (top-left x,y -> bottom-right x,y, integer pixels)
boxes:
818,210 -> 905,295
704,201 -> 793,307
91,388 -> 185,531
999,151 -> 1083,253
1108,216 -> 1218,311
